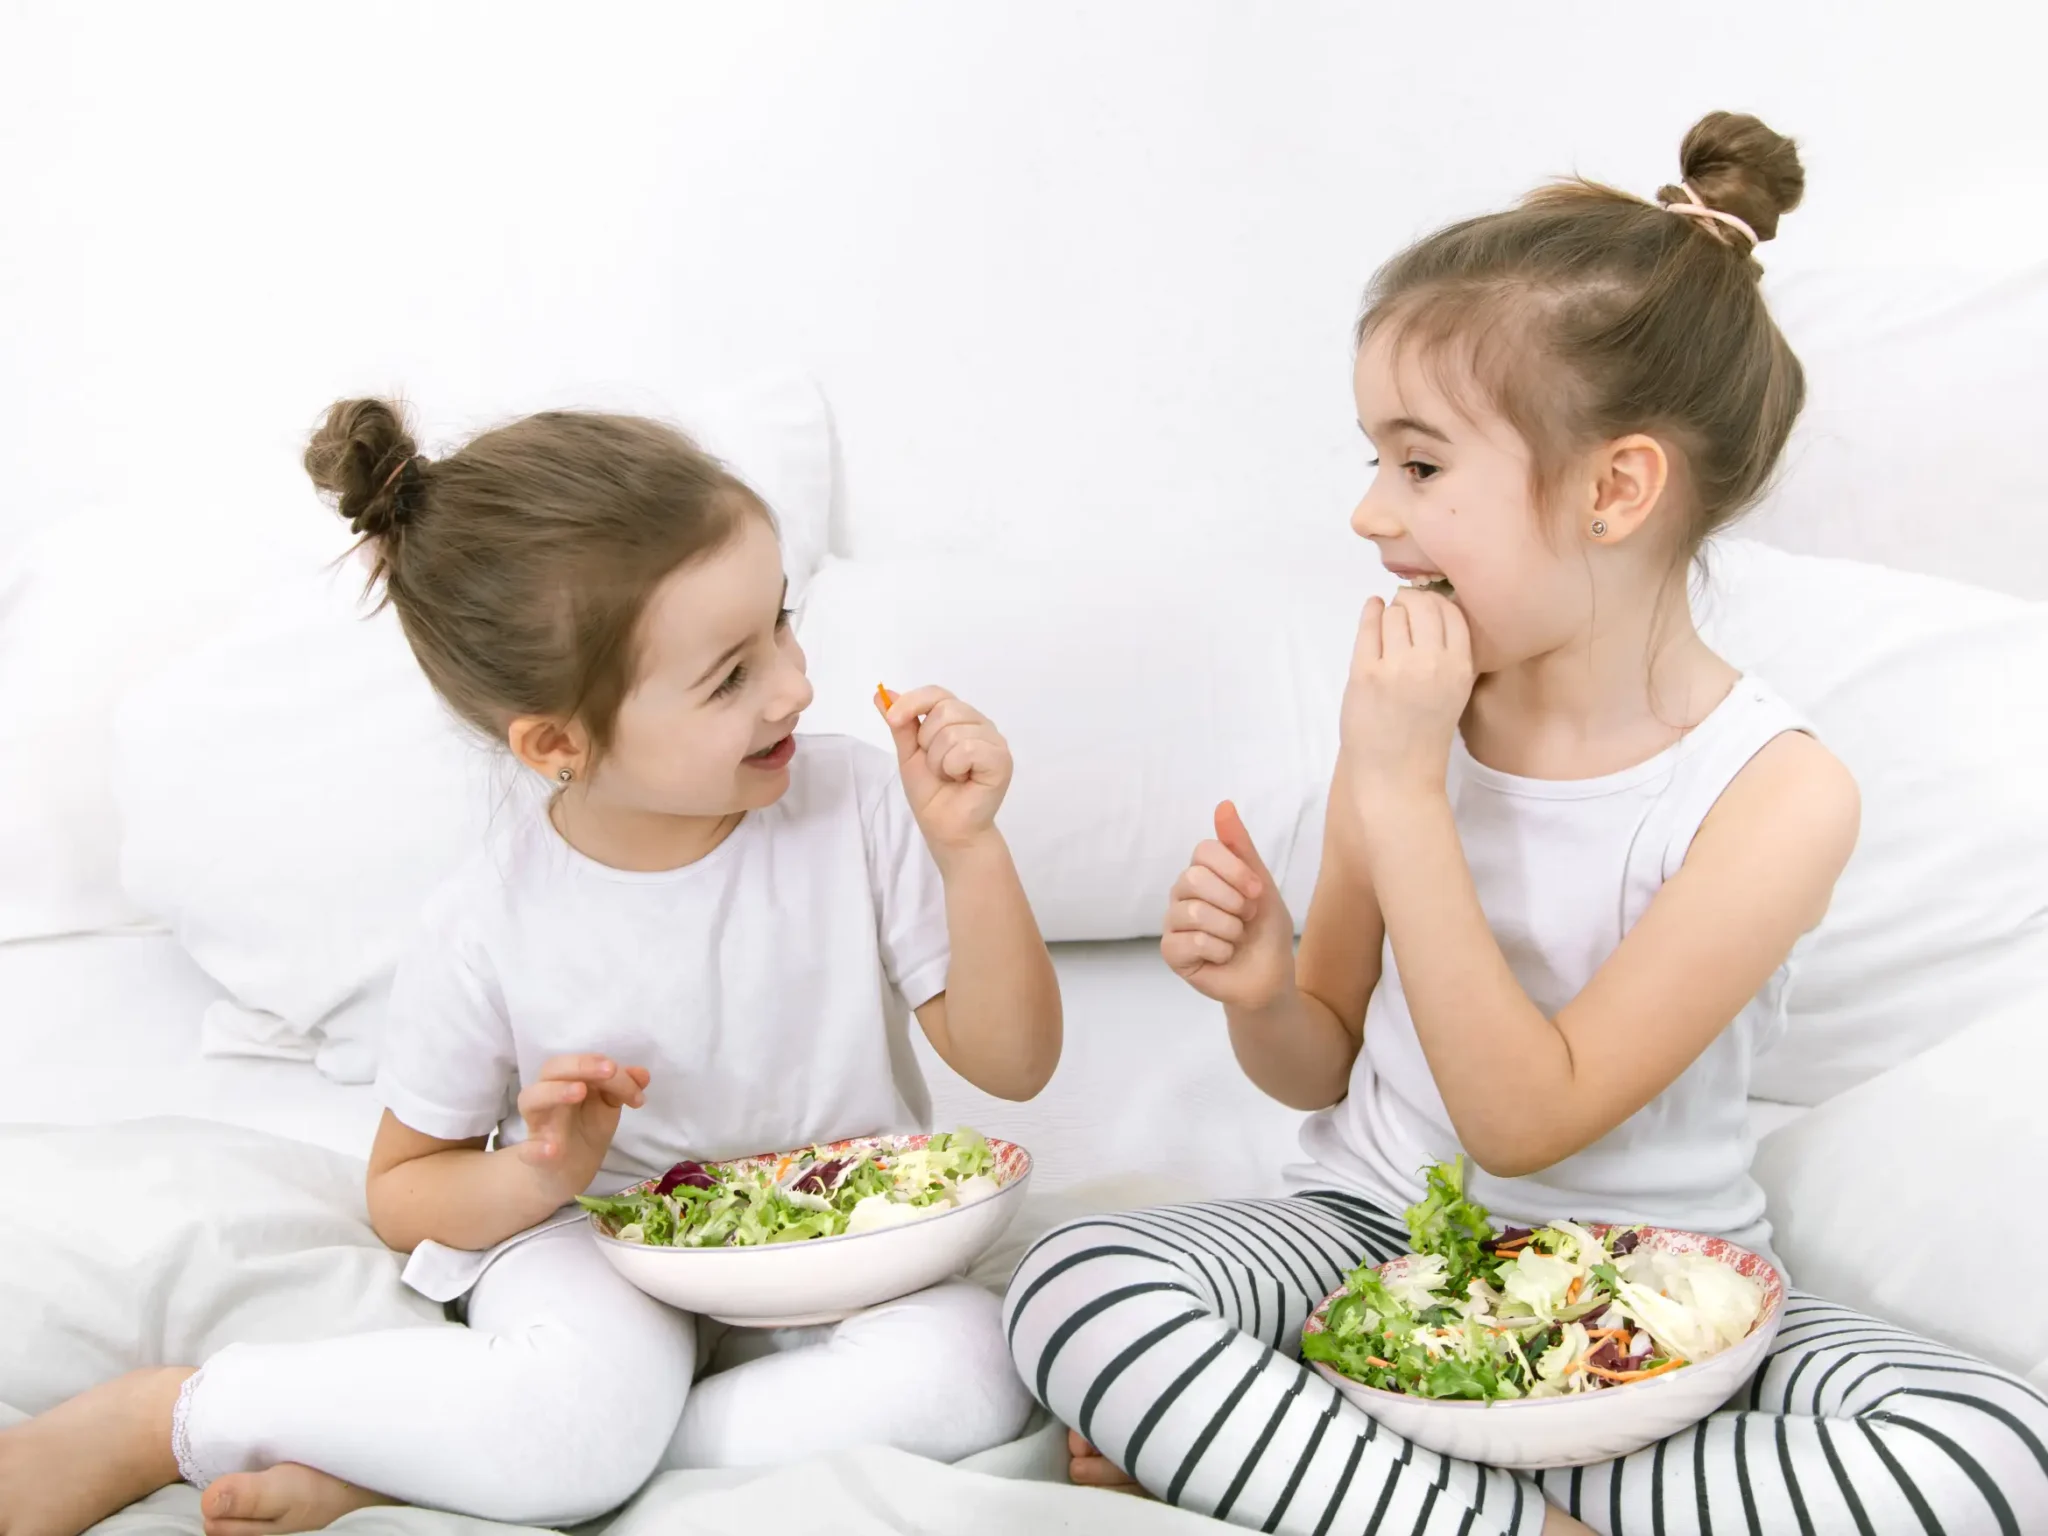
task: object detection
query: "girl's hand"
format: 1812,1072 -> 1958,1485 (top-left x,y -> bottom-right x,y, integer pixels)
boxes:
1340,588 -> 1475,804
1161,801 -> 1295,1008
879,686 -> 1013,858
514,1054 -> 650,1204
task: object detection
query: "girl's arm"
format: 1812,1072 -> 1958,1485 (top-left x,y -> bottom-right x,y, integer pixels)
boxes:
365,1054 -> 650,1251
882,686 -> 1062,1101
1365,730 -> 1857,1176
915,832 -> 1062,1100
1344,588 -> 1860,1178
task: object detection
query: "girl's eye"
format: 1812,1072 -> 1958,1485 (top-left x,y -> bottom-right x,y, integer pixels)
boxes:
775,606 -> 794,631
1405,461 -> 1440,482
1366,457 -> 1381,470
709,664 -> 748,701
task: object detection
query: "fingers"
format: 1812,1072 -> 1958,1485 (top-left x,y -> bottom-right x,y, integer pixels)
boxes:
517,1079 -> 589,1117
1188,836 -> 1262,903
1172,861 -> 1250,917
1161,927 -> 1234,975
1166,895 -> 1245,944
1352,595 -> 1386,667
1380,597 -> 1414,653
880,684 -> 958,733
1392,586 -> 1445,650
921,718 -> 1008,783
1441,591 -> 1474,667
535,1053 -> 621,1085
592,1069 -> 650,1110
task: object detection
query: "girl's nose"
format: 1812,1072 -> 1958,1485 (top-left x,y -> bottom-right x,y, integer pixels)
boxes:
1350,487 -> 1403,542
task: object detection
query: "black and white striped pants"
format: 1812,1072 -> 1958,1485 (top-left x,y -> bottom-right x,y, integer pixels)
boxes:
1004,1190 -> 2048,1535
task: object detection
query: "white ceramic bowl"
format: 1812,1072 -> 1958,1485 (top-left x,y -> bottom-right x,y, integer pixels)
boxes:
587,1133 -> 1032,1327
1302,1225 -> 1786,1471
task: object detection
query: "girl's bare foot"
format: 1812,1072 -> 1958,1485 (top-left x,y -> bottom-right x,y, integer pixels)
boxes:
201,1463 -> 391,1536
1067,1427 -> 1153,1498
0,1366 -> 191,1536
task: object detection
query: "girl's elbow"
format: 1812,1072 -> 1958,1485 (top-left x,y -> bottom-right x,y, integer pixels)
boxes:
1459,1124 -> 1568,1182
363,1173 -> 416,1252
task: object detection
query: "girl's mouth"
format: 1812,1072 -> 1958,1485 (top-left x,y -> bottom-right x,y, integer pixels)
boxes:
743,735 -> 797,770
1402,575 -> 1456,597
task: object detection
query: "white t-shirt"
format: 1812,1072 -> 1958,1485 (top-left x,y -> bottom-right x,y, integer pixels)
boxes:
1292,676 -> 1810,1270
376,735 -> 949,1195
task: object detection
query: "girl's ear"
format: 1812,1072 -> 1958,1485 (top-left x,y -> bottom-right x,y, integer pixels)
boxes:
508,716 -> 590,783
1587,434 -> 1671,544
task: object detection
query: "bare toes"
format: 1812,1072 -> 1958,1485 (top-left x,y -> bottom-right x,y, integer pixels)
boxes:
200,1463 -> 387,1536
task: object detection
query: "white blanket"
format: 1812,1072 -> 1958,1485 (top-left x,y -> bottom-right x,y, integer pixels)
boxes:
0,1119 -> 1217,1533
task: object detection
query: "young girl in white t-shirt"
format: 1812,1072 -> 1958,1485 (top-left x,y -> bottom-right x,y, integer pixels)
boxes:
2,402 -> 1061,1535
1007,112 -> 2048,1535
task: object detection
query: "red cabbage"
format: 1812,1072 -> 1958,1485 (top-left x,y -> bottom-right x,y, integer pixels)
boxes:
655,1161 -> 717,1196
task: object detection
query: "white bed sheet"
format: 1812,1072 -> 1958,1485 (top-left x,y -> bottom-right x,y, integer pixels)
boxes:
0,931 -> 1803,1190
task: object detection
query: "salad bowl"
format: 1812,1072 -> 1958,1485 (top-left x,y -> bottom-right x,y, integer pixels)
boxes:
1303,1220 -> 1786,1470
582,1130 -> 1032,1327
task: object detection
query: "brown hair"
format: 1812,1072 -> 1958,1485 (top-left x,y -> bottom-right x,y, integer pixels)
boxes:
1357,111 -> 1807,553
304,400 -> 759,759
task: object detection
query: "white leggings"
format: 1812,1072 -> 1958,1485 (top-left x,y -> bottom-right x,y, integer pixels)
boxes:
173,1221 -> 1032,1526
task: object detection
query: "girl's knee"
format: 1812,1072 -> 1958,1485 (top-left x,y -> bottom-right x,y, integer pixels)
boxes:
478,1326 -> 691,1522
843,1282 -> 1032,1460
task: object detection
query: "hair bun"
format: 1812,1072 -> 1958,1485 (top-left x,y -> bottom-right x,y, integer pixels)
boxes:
1660,111 -> 1804,244
304,398 -> 425,539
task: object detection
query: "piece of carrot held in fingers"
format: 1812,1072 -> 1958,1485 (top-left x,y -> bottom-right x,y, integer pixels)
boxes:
874,683 -> 896,712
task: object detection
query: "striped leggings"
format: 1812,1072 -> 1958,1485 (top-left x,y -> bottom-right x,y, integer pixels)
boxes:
1004,1190 -> 2048,1535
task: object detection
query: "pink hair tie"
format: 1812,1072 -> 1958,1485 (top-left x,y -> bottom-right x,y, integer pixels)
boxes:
1664,182 -> 1758,249
379,454 -> 417,496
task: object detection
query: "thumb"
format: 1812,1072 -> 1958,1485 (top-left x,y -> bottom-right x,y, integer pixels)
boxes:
1214,800 -> 1273,879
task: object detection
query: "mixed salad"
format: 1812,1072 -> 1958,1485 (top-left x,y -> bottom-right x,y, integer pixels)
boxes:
580,1129 -> 1003,1248
1301,1160 -> 1765,1402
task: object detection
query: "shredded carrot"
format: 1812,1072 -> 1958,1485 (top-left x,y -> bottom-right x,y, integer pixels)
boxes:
1582,1358 -> 1685,1385
875,683 -> 896,710
1584,1328 -> 1628,1341
1567,1276 -> 1583,1303
1364,1356 -> 1393,1369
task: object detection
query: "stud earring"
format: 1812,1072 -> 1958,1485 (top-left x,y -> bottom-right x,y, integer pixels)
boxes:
1589,519 -> 1608,539
556,767 -> 574,784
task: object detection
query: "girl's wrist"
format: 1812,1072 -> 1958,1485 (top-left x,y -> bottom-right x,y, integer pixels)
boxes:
928,826 -> 1009,880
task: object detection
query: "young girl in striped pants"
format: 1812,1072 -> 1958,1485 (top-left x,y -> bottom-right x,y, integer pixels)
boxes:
1006,109 -> 2048,1535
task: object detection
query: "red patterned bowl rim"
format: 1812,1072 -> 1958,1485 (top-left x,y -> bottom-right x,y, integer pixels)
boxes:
586,1132 -> 1032,1253
1300,1223 -> 1785,1410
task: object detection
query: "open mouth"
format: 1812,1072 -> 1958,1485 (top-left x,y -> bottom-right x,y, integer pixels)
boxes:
743,735 -> 797,770
1403,575 -> 1456,597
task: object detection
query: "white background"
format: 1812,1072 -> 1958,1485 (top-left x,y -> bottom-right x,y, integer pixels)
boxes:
5,0 -> 2045,580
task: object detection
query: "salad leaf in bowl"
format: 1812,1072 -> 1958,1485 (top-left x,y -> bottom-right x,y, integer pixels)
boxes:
581,1129 -> 1031,1327
1300,1160 -> 1785,1469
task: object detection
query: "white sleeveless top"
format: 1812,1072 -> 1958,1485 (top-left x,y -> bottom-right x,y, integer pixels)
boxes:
1291,676 -> 1809,1270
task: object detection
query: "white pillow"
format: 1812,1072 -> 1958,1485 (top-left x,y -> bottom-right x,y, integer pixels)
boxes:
794,544 -> 1395,941
111,377 -> 837,1080
1752,995 -> 2047,1380
1752,265 -> 2048,600
0,514 -> 319,943
1694,540 -> 2048,1103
